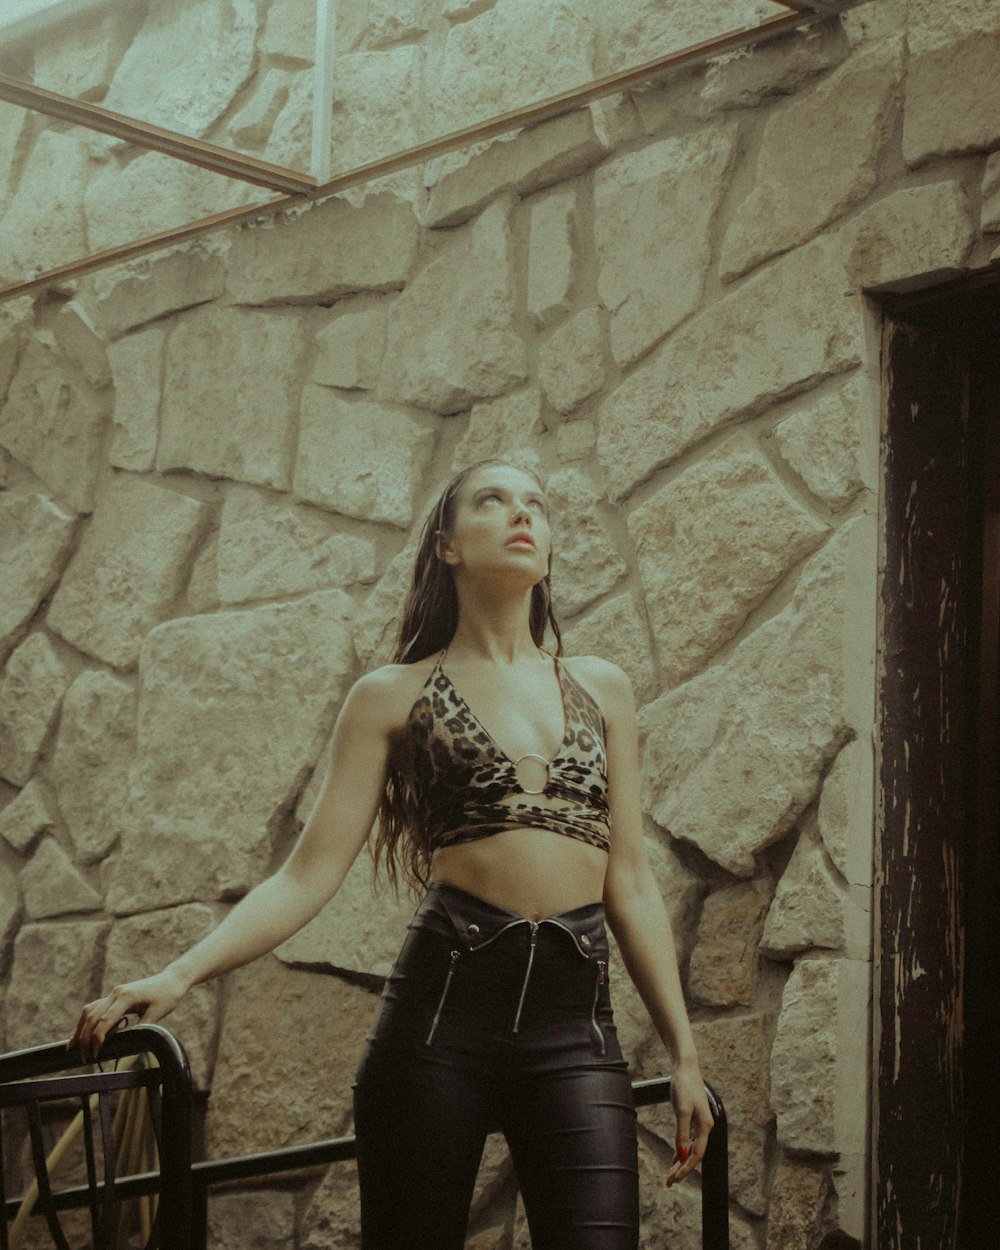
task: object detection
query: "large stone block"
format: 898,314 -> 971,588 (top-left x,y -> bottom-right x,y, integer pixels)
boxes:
104,0 -> 257,137
548,470 -> 627,618
205,957 -> 376,1154
841,180 -> 976,290
6,921 -> 110,1048
770,956 -> 839,1154
208,1191 -> 297,1250
367,0 -> 436,48
817,736 -> 874,888
48,475 -> 208,669
33,5 -> 134,101
107,325 -> 166,472
104,906 -> 222,1089
639,522 -> 857,876
764,1164 -> 827,1250
629,437 -> 828,687
451,390 -> 544,475
0,632 -> 70,786
562,594 -> 656,704
313,302 -> 389,391
0,493 -> 77,657
596,128 -> 735,366
226,193 -> 419,305
526,186 -> 578,328
87,246 -> 227,339
538,308 -> 606,414
760,828 -> 845,958
699,22 -> 849,115
690,1013 -> 772,1214
0,296 -> 32,406
772,374 -> 869,511
157,306 -> 307,490
219,485 -> 377,604
330,47 -> 424,173
0,131 -> 89,282
276,850 -> 414,980
295,387 -> 436,526
21,837 -> 102,919
425,113 -> 603,230
227,69 -> 292,153
903,24 -> 1000,166
259,0 -> 318,63
0,339 -> 106,514
721,42 -> 901,280
352,539 -> 418,667
51,670 -> 136,864
107,590 -> 355,912
689,877 -> 772,1009
0,103 -> 26,226
597,234 -> 859,501
0,861 -> 19,961
380,199 -> 527,413
0,779 -> 57,854
52,301 -> 110,389
431,0 -> 594,137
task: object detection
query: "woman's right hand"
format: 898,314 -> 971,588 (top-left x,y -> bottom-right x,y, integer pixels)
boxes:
68,967 -> 190,1062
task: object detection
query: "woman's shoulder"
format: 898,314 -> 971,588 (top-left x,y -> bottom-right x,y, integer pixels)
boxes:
559,653 -> 634,709
345,657 -> 440,732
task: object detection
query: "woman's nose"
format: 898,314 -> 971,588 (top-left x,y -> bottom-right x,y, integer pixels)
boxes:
511,502 -> 532,525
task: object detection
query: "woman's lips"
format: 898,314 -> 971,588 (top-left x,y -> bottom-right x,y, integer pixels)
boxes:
506,533 -> 536,549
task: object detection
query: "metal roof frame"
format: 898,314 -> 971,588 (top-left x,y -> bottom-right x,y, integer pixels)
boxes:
0,0 -> 867,303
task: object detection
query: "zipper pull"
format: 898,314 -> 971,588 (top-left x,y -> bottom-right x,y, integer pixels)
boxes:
597,960 -> 607,985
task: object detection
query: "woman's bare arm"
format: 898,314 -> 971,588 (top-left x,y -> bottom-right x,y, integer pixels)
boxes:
70,668 -> 403,1060
579,658 -> 714,1186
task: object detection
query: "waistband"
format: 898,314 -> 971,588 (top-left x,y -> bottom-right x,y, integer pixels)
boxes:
411,879 -> 607,959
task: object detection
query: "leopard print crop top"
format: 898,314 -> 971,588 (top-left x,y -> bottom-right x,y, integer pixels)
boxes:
399,653 -> 611,854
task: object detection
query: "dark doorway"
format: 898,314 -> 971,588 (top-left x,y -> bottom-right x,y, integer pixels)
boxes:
877,276 -> 1000,1250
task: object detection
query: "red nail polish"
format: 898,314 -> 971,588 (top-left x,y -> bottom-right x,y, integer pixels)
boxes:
678,1145 -> 689,1163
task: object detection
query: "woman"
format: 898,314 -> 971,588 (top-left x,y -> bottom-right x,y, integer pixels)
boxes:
71,459 -> 714,1249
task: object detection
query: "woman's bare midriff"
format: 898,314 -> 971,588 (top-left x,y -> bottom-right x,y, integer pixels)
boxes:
431,826 -> 608,920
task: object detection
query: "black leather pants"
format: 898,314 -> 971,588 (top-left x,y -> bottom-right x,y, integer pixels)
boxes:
353,881 -> 639,1250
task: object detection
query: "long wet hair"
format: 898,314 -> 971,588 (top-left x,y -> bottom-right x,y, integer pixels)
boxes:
373,459 -> 563,892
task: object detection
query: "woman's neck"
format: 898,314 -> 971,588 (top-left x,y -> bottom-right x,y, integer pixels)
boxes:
448,585 -> 538,664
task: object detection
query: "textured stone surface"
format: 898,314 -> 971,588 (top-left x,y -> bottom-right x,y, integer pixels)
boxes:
368,0 -> 436,48
700,22 -> 848,114
218,486 -> 377,604
157,306 -> 306,489
690,1013 -> 772,1214
276,851 -> 414,980
0,131 -> 90,281
0,296 -> 32,404
451,390 -> 544,475
538,309 -> 606,414
226,193 -> 419,305
185,530 -> 221,616
295,387 -> 436,526
205,957 -> 376,1154
547,470 -> 627,618
0,632 -> 70,785
21,837 -> 101,919
432,0 -> 594,137
425,113 -> 601,230
107,325 -> 167,471
597,235 -> 860,501
330,47 -> 424,173
51,670 -> 136,864
903,26 -> 1000,165
48,475 -> 207,668
104,0 -> 257,137
352,539 -> 418,667
108,590 -> 354,911
841,179 -> 976,289
772,375 -> 867,510
983,150 -> 1000,234
640,524 -> 856,875
722,43 -> 900,279
764,1164 -> 827,1250
52,301 -> 110,389
0,493 -> 77,656
88,247 -> 227,338
104,906 -> 222,1089
299,1163 -> 362,1250
313,303 -> 389,390
0,779 -> 57,853
629,438 -> 827,687
208,1190 -> 297,1250
259,0 -> 318,62
563,595 -> 656,703
556,418 -> 597,463
596,128 -> 734,365
770,957 -> 838,1154
381,199 -> 527,413
0,862 -> 19,961
689,878 -> 771,1009
0,339 -> 106,513
227,69 -> 291,152
818,737 -> 873,888
761,829 -> 844,958
6,921 -> 109,1048
0,103 -> 26,227
526,186 -> 578,327
262,69 -> 315,171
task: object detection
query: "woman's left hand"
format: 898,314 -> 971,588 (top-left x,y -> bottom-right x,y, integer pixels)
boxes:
665,1055 -> 715,1187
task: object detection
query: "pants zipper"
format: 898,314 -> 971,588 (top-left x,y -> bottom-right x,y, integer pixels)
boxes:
511,922 -> 539,1034
591,960 -> 607,1055
425,949 -> 461,1046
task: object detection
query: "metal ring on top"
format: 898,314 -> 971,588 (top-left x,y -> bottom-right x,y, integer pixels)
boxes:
513,753 -> 550,795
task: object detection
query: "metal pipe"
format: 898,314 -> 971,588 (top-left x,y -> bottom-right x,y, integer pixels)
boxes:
311,0 -> 337,183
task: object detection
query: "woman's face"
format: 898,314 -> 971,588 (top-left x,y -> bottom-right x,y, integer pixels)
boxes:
440,464 -> 552,585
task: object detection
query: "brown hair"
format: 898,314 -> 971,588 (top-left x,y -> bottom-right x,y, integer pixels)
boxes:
373,459 -> 563,892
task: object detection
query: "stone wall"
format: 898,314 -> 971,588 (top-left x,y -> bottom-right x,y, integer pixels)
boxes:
3,0 -> 1000,1245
